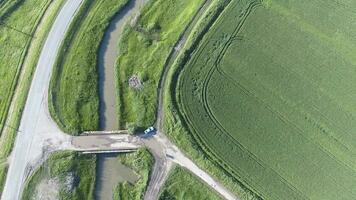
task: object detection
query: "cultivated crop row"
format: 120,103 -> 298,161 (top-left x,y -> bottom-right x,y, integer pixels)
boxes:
176,0 -> 356,199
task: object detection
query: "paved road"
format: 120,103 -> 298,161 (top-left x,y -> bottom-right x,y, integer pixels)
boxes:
1,1 -> 83,199
72,134 -> 142,152
1,0 -> 238,199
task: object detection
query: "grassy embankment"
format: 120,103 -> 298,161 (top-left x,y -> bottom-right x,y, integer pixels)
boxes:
0,0 -> 66,193
30,0 -> 132,198
117,0 -> 258,199
49,0 -> 129,134
22,152 -> 95,200
163,0 -> 260,199
0,0 -> 50,139
178,0 -> 356,199
159,167 -> 222,200
114,149 -> 154,200
116,0 -> 205,129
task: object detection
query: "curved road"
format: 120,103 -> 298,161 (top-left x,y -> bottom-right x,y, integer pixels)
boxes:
1,0 -> 83,199
1,0 -> 238,199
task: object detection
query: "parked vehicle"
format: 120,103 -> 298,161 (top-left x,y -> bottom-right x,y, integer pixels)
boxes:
166,154 -> 174,159
144,126 -> 156,135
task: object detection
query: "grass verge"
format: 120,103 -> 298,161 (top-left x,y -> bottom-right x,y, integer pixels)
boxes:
114,148 -> 154,200
0,0 -> 51,135
22,152 -> 96,200
49,0 -> 129,134
163,0 -> 260,199
177,0 -> 356,198
0,0 -> 66,194
116,0 -> 205,128
159,166 -> 222,200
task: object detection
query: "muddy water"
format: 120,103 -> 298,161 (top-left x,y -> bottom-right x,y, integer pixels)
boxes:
95,154 -> 139,200
95,0 -> 147,199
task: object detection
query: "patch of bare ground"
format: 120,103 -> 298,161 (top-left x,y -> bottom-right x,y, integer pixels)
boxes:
129,75 -> 143,90
33,172 -> 76,200
34,177 -> 60,200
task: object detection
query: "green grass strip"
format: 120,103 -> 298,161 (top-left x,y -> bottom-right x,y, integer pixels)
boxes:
0,0 -> 66,194
163,0 -> 260,199
114,149 -> 154,200
159,166 -> 222,200
22,152 -> 96,200
49,0 -> 130,134
116,0 -> 205,128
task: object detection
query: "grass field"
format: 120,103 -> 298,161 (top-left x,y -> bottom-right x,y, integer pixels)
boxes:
159,167 -> 222,200
22,152 -> 96,200
114,149 -> 153,200
0,1 -> 22,18
163,0 -> 259,199
177,0 -> 356,199
50,0 -> 129,134
0,0 -> 51,135
116,0 -> 205,128
0,0 -> 65,193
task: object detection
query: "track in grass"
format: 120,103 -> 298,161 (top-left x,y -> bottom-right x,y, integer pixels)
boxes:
177,0 -> 356,199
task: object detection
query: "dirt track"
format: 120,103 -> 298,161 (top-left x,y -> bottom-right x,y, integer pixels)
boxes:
144,0 -> 238,199
1,0 -> 238,199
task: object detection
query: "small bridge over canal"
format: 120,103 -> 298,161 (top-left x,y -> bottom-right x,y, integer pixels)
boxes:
69,130 -> 143,154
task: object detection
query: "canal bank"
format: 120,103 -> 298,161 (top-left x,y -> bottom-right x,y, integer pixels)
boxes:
95,0 -> 147,199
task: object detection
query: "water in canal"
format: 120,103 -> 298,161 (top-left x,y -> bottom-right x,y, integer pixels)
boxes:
95,0 -> 147,199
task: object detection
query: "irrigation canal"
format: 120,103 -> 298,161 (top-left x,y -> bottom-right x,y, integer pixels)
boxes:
95,0 -> 147,199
